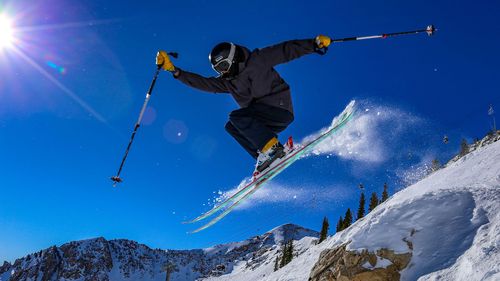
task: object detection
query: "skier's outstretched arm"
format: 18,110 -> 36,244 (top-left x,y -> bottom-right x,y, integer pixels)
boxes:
174,69 -> 229,94
254,35 -> 331,67
156,50 -> 229,94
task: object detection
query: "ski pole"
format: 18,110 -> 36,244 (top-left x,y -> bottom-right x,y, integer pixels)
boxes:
111,52 -> 178,186
316,25 -> 436,54
333,24 -> 436,43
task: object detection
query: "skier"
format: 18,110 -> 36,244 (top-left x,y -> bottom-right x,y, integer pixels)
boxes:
156,36 -> 332,175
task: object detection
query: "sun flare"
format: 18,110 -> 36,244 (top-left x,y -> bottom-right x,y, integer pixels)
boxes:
0,14 -> 14,49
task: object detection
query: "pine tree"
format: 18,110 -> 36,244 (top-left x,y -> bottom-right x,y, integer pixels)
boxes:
278,240 -> 294,268
162,262 -> 178,281
343,208 -> 353,229
274,256 -> 280,271
368,192 -> 379,212
279,243 -> 286,268
319,217 -> 329,243
381,183 -> 389,202
336,216 -> 344,232
283,242 -> 289,265
287,239 -> 293,264
431,158 -> 441,172
460,138 -> 469,156
356,192 -> 365,221
284,241 -> 290,264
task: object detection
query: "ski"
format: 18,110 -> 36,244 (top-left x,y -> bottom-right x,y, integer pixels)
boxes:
183,177 -> 260,224
189,153 -> 295,233
184,138 -> 297,224
189,101 -> 356,233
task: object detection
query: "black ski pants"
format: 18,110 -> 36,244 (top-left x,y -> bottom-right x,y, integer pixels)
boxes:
225,103 -> 294,159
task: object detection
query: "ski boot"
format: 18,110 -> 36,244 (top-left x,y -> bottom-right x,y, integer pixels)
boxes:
253,137 -> 286,178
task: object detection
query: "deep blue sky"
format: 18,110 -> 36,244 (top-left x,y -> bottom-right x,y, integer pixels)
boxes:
1,0 -> 499,262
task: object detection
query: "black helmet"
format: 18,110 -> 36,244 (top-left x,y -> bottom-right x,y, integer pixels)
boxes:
209,42 -> 239,77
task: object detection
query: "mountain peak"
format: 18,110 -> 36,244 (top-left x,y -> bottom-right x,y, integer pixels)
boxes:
262,223 -> 319,245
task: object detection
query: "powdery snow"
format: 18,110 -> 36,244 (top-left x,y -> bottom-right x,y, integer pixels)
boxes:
304,100 -> 423,164
213,139 -> 500,281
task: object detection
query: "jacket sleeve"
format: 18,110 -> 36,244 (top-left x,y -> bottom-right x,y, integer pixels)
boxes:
175,69 -> 229,94
253,39 -> 317,67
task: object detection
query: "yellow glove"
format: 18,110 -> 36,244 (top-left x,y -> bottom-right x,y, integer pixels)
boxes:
156,50 -> 175,72
315,35 -> 332,48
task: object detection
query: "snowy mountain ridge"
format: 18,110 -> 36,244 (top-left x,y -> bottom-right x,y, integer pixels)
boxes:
0,224 -> 318,281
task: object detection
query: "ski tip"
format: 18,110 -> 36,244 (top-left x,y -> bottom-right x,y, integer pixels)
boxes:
188,228 -> 203,234
189,222 -> 216,234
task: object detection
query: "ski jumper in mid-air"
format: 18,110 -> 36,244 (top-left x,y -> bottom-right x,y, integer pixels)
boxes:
156,35 -> 332,175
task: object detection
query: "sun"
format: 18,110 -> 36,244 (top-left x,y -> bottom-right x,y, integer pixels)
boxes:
0,14 -> 14,49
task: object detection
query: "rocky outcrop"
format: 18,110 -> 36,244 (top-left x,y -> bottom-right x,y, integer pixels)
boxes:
309,244 -> 411,281
5,241 -> 113,281
0,261 -> 12,275
7,246 -> 63,281
58,237 -> 113,280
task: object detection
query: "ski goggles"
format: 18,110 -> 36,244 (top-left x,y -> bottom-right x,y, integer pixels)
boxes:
211,43 -> 236,75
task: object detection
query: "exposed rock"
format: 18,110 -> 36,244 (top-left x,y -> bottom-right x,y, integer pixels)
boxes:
0,261 -> 11,275
58,237 -> 112,280
309,244 -> 411,281
7,246 -> 62,281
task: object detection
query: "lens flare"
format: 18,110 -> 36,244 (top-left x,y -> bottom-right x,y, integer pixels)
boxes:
11,47 -> 107,123
46,61 -> 66,75
0,14 -> 14,49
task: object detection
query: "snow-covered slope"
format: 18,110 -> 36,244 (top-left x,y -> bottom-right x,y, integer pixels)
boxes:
1,138 -> 498,281
221,137 -> 500,281
202,225 -> 319,281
